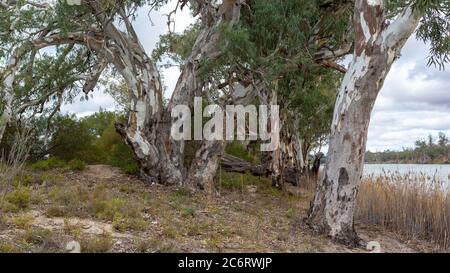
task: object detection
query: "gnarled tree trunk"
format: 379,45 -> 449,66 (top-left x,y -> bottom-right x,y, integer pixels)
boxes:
307,0 -> 422,245
104,1 -> 243,187
187,140 -> 225,191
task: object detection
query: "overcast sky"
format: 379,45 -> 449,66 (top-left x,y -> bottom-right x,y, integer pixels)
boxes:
61,2 -> 450,152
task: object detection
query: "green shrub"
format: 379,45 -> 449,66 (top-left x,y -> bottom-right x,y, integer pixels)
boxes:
45,205 -> 67,218
0,214 -> 8,230
12,213 -> 34,229
12,173 -> 43,187
93,198 -> 125,221
0,202 -> 19,213
94,122 -> 139,174
31,157 -> 66,171
5,186 -> 31,210
40,173 -> 64,186
93,198 -> 141,221
110,144 -> 138,175
112,213 -> 147,232
80,234 -> 112,253
0,241 -> 20,253
22,228 -> 55,246
225,142 -> 254,162
181,207 -> 196,218
47,186 -> 80,216
121,162 -> 139,174
218,170 -> 273,192
67,159 -> 86,171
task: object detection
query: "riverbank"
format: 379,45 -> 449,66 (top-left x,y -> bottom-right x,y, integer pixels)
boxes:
0,165 -> 445,253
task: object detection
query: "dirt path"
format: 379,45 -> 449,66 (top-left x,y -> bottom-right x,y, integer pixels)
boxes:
82,165 -> 123,180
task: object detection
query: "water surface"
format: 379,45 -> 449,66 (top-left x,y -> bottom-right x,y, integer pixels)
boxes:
363,164 -> 450,183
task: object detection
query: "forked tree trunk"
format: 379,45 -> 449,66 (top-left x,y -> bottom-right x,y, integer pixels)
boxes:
106,1 -> 243,187
103,25 -> 182,185
307,0 -> 422,245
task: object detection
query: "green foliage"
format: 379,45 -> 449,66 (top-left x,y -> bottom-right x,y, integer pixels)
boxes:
79,234 -> 113,253
12,173 -> 43,187
225,142 -> 255,163
5,186 -> 31,210
12,213 -> 34,229
31,156 -> 86,171
413,0 -> 450,69
46,115 -> 100,163
28,111 -> 138,174
152,23 -> 200,68
67,159 -> 86,171
31,157 -> 66,171
112,213 -> 148,232
80,110 -> 117,138
218,170 -> 272,192
96,122 -> 139,174
22,228 -> 55,247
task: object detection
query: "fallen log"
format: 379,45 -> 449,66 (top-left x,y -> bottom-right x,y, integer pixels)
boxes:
220,154 -> 265,176
220,154 -> 299,185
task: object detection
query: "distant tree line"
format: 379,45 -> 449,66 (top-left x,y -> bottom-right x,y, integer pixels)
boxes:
0,110 -> 138,174
366,133 -> 450,164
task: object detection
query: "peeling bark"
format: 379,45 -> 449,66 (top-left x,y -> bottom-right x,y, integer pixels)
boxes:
0,47 -> 22,143
187,140 -> 225,191
259,89 -> 283,188
307,0 -> 422,245
92,1 -> 244,187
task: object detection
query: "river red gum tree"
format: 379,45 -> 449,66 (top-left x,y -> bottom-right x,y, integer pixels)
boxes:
307,0 -> 423,245
1,0 -> 244,189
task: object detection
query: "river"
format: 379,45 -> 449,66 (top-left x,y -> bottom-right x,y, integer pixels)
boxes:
363,164 -> 450,184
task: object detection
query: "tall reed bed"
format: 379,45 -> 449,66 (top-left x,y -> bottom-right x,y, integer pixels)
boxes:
356,171 -> 450,249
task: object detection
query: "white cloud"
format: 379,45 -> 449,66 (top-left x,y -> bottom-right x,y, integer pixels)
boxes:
62,90 -> 118,118
367,37 -> 450,151
61,1 -> 195,117
61,2 -> 450,152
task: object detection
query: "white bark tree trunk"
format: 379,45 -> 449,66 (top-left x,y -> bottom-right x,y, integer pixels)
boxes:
0,48 -> 21,143
187,140 -> 225,191
259,89 -> 283,187
307,0 -> 422,245
84,1 -> 243,187
281,118 -> 306,185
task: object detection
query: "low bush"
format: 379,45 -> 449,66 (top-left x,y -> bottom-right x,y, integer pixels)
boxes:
31,157 -> 67,171
12,213 -> 34,229
225,142 -> 255,163
67,159 -> 86,171
79,234 -> 112,253
5,186 -> 31,210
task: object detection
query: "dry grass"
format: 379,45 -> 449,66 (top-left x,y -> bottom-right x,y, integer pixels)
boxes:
0,163 -> 442,253
0,128 -> 32,200
356,172 -> 450,250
